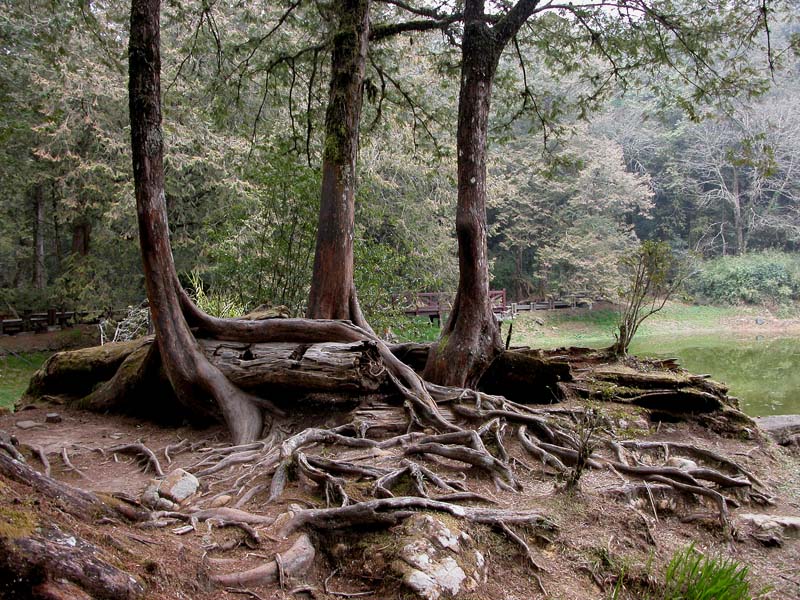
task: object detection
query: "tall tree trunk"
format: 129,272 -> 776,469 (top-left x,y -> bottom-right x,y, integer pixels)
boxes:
423,0 -> 541,388
31,183 -> 46,290
70,218 -> 91,256
129,0 -> 264,444
423,2 -> 502,388
732,166 -> 744,255
51,182 -> 62,273
306,0 -> 372,331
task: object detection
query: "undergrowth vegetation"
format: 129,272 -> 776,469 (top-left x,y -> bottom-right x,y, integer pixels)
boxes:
687,252 -> 800,307
661,544 -> 763,600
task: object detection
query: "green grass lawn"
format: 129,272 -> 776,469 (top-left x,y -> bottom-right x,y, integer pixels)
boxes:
507,302 -> 750,349
385,302 -> 768,349
0,352 -> 50,410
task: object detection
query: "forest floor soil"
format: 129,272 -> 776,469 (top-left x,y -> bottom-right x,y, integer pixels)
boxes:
2,394 -> 799,599
2,317 -> 800,598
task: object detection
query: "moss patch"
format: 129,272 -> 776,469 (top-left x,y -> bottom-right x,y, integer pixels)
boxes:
0,503 -> 38,539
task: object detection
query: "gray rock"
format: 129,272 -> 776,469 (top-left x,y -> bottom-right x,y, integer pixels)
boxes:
15,420 -> 42,430
159,468 -> 199,503
141,480 -> 177,510
667,457 -> 698,471
738,513 -> 800,547
389,514 -> 488,600
755,414 -> 800,445
45,413 -> 62,424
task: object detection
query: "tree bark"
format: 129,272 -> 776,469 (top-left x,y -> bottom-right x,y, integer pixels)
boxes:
70,218 -> 91,257
24,337 -> 393,419
307,0 -> 371,330
732,166 -> 744,255
32,183 -> 46,290
129,0 -> 264,444
424,0 -> 542,388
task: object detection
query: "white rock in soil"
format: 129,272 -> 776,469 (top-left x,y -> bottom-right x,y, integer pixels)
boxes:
667,457 -> 698,471
159,468 -> 199,503
738,513 -> 800,537
210,494 -> 232,508
390,514 -> 488,600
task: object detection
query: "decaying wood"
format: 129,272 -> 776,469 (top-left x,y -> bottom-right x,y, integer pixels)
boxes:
23,339 -> 392,416
200,339 -> 388,396
0,523 -> 145,600
479,350 -> 571,403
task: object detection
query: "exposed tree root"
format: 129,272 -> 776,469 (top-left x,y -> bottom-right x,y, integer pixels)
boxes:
17,310 -> 774,596
101,442 -> 165,476
209,533 -> 315,587
0,452 -> 151,599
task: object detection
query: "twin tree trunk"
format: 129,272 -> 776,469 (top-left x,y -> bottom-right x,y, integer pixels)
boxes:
307,0 -> 371,330
424,0 -> 540,388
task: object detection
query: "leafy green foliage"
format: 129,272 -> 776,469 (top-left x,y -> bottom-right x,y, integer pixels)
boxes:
687,252 -> 800,306
199,151 -> 320,316
662,544 -> 761,600
613,241 -> 686,356
489,131 -> 653,300
186,271 -> 248,319
355,126 -> 458,328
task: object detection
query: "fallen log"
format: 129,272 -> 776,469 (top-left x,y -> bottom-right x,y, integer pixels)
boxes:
202,339 -> 387,395
23,338 -> 393,417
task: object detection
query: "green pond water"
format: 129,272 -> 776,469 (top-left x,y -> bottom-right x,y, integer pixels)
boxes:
628,334 -> 800,417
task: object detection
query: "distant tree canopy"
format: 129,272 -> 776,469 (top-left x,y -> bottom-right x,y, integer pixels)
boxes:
0,0 -> 797,317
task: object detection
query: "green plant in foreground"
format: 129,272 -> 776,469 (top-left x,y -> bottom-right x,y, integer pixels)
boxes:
186,270 -> 248,318
662,544 -> 760,600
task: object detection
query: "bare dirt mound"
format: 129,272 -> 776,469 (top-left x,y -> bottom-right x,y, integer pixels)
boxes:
2,395 -> 799,600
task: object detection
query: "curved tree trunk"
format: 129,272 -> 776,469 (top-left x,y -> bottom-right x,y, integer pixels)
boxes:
423,1 -> 503,388
129,0 -> 264,444
307,0 -> 372,332
423,0 -> 544,388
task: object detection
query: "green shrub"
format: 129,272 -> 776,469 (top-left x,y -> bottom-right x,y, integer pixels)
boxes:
662,544 -> 761,600
687,251 -> 800,306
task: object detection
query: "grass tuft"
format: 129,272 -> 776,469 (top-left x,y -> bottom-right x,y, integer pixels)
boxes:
662,544 -> 761,600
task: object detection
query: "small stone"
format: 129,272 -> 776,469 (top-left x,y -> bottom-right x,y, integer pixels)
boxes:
15,420 -> 42,430
45,413 -> 62,424
160,468 -> 199,503
109,432 -> 124,440
667,457 -> 698,471
171,525 -> 195,535
209,494 -> 232,508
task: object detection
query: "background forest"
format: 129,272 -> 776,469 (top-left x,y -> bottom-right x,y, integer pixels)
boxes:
1,0 -> 798,323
